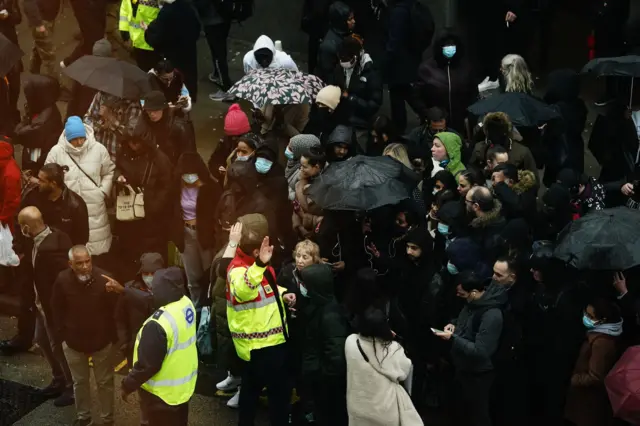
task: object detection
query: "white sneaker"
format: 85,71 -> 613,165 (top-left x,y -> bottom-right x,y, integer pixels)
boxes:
216,372 -> 241,391
60,60 -> 66,69
227,387 -> 240,408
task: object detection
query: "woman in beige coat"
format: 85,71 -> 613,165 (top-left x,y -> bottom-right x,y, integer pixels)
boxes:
345,307 -> 423,426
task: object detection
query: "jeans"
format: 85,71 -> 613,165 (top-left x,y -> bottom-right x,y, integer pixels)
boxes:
65,0 -> 107,66
35,307 -> 72,388
239,344 -> 290,426
204,22 -> 232,89
30,20 -> 57,79
454,370 -> 495,426
63,342 -> 114,423
181,226 -> 212,310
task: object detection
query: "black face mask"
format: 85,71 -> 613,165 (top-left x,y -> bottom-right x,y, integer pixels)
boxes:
254,48 -> 274,68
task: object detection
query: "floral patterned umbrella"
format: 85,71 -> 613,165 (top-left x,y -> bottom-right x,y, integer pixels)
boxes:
228,68 -> 325,107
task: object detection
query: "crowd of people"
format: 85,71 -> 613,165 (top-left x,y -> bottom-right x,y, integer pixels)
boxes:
1,0 -> 640,426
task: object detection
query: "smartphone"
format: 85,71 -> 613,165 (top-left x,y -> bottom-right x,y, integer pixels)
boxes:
430,328 -> 444,334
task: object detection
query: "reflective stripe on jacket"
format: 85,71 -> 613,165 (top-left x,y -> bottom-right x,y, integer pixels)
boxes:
119,0 -> 160,51
133,295 -> 198,405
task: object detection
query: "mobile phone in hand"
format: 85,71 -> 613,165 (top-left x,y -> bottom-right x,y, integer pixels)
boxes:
430,328 -> 444,334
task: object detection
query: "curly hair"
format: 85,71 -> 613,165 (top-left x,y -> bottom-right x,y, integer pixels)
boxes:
501,54 -> 534,94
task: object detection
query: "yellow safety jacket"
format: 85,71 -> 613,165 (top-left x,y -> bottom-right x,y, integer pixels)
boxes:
133,296 -> 198,405
226,250 -> 287,361
119,0 -> 160,51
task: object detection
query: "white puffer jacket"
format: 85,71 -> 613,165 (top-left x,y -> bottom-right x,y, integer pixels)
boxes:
45,125 -> 115,255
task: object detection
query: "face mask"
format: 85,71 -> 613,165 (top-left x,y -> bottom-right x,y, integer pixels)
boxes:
442,45 -> 457,59
182,174 -> 198,184
447,261 -> 459,275
142,275 -> 154,287
285,147 -> 295,160
437,223 -> 450,235
255,158 -> 273,174
236,155 -> 250,162
439,159 -> 450,168
76,274 -> 92,283
299,283 -> 309,298
583,315 -> 597,329
340,59 -> 356,69
21,226 -> 30,238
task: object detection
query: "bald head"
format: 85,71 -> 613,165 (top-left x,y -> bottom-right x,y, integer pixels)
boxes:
466,186 -> 495,214
18,206 -> 46,237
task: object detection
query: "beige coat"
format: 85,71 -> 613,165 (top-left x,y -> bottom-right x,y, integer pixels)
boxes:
345,334 -> 423,426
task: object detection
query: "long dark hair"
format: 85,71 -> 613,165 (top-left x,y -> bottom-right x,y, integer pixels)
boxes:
355,306 -> 399,364
174,152 -> 214,186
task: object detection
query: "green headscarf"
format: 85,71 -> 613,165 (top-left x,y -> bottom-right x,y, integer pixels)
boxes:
435,132 -> 466,180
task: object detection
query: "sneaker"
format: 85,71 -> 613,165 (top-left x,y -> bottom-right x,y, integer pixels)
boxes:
594,96 -> 614,107
208,72 -> 223,86
72,419 -> 91,426
226,387 -> 240,408
209,90 -> 235,102
33,381 -> 64,399
216,372 -> 241,391
53,388 -> 74,407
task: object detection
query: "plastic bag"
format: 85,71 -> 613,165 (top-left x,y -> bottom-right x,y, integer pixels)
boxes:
0,224 -> 19,266
197,306 -> 213,356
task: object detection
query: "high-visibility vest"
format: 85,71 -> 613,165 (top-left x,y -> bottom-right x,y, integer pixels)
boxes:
119,0 -> 159,51
133,296 -> 198,405
226,250 -> 287,361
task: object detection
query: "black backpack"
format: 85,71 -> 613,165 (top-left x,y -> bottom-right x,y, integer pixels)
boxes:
408,0 -> 435,54
213,0 -> 254,22
471,306 -> 523,367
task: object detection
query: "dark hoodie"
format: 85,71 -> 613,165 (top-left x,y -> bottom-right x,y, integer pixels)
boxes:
325,124 -> 357,162
452,282 -> 508,372
14,75 -> 62,171
317,1 -> 351,85
122,267 -> 187,393
410,31 -> 477,133
300,264 -> 351,378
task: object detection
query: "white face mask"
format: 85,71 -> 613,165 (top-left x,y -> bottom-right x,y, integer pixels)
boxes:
340,59 -> 356,69
142,275 -> 154,287
76,274 -> 92,283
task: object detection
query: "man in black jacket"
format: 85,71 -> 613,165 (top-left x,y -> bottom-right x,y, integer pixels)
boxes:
17,206 -> 74,406
491,163 -> 538,223
466,186 -> 507,264
316,1 -> 354,85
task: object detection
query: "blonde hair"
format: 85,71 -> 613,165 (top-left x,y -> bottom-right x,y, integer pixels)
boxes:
294,239 -> 321,263
501,54 -> 533,94
383,143 -> 412,169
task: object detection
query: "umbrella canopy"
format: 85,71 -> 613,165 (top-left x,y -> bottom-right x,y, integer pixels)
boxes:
306,155 -> 419,211
467,92 -> 560,127
553,207 -> 640,270
605,346 -> 640,425
227,68 -> 325,107
581,55 -> 640,78
63,56 -> 152,100
0,33 -> 23,78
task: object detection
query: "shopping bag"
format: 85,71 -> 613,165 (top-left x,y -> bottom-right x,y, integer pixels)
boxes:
116,184 -> 136,221
133,191 -> 145,219
0,224 -> 20,266
197,306 -> 213,356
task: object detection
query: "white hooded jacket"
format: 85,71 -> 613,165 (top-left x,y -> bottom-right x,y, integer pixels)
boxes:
243,35 -> 299,74
45,124 -> 115,255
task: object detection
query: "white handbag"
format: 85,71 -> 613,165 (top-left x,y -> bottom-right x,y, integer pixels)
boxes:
116,162 -> 152,222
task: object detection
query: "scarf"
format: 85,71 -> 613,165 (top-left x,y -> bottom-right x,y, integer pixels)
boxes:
589,319 -> 623,337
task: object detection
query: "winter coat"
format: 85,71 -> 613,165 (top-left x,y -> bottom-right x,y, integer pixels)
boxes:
451,283 -> 508,372
411,31 -> 476,133
564,332 -> 620,426
303,105 -> 341,144
316,1 -> 351,85
0,141 -> 20,233
255,159 -> 293,244
19,185 -> 89,247
22,0 -> 59,26
141,110 -> 196,165
493,170 -> 538,222
301,0 -> 331,35
45,124 -> 115,255
345,334 -> 422,426
115,277 -> 154,355
470,139 -> 538,174
332,52 -> 383,129
51,266 -> 118,353
191,0 -> 225,26
170,181 -> 220,253
115,142 -> 173,256
468,199 -> 507,265
13,75 -> 62,172
242,35 -> 298,74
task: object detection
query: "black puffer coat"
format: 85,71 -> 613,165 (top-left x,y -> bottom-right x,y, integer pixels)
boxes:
13,75 -> 62,172
316,1 -> 351,85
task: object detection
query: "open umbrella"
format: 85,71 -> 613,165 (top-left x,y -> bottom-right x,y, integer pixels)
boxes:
306,156 -> 419,211
467,92 -> 560,127
0,33 -> 23,78
553,207 -> 640,270
581,55 -> 640,106
605,346 -> 640,425
227,68 -> 325,107
63,56 -> 152,100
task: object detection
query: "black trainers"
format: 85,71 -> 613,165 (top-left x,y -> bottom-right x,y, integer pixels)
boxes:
33,381 -> 64,399
53,388 -> 74,407
0,338 -> 30,355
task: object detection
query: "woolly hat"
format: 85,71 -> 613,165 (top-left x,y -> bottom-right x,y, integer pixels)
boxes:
316,85 -> 342,110
446,237 -> 483,272
92,38 -> 112,57
224,103 -> 251,136
64,116 -> 86,141
138,252 -> 164,274
289,134 -> 321,158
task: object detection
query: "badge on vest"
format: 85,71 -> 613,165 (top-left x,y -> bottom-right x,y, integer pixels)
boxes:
264,284 -> 273,295
152,309 -> 164,320
185,307 -> 195,325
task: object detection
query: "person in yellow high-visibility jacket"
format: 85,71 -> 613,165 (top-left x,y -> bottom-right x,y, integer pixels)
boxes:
118,0 -> 161,71
223,216 -> 296,426
120,267 -> 197,426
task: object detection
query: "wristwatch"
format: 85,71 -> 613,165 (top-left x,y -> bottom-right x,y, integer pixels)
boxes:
228,241 -> 238,248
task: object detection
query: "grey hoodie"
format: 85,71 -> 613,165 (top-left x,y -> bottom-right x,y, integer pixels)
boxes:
451,282 -> 508,373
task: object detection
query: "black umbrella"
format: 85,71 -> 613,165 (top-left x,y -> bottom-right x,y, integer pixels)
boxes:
467,92 -> 560,127
554,207 -> 640,271
306,155 -> 419,211
63,56 -> 152,100
0,33 -> 23,78
581,56 -> 640,106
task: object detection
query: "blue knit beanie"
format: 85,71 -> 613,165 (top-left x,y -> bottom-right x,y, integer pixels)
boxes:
65,116 -> 86,141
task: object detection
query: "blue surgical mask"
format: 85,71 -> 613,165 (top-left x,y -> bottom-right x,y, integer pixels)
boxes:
182,174 -> 198,184
285,147 -> 295,160
255,157 -> 273,174
437,223 -> 450,235
447,261 -> 459,275
236,155 -> 250,162
142,274 -> 154,288
442,45 -> 457,59
583,315 -> 597,329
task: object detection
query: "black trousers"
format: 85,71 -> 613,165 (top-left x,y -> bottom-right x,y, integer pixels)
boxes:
389,83 -> 414,134
239,343 -> 290,426
454,370 -> 495,426
65,0 -> 107,66
307,33 -> 322,74
204,22 -> 232,89
139,388 -> 189,426
16,260 -> 36,348
312,378 -> 348,426
134,48 -> 163,73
